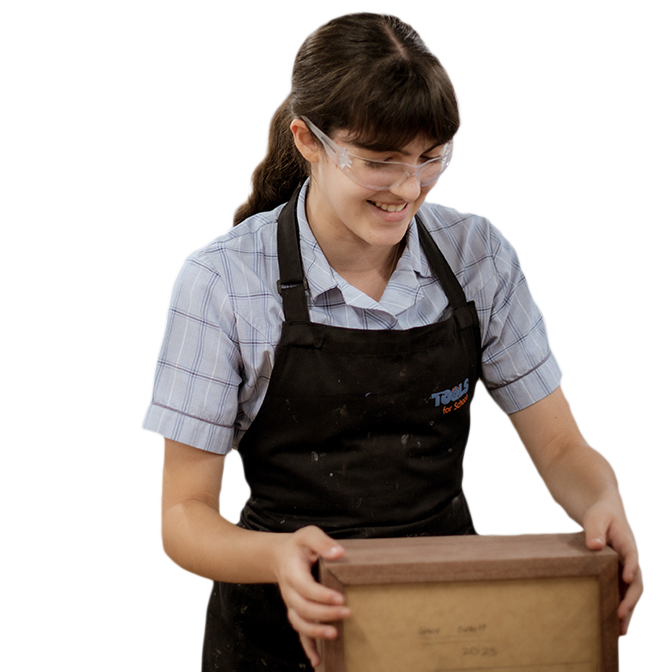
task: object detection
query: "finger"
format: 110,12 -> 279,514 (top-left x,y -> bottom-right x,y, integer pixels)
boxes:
620,611 -> 633,636
282,561 -> 347,608
288,606 -> 340,641
281,543 -> 347,606
299,633 -> 321,669
621,548 -> 639,585
617,569 -> 643,619
619,591 -> 636,636
617,570 -> 643,634
283,589 -> 351,624
624,607 -> 636,635
608,527 -> 639,584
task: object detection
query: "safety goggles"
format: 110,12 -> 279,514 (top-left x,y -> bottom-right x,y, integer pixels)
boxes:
302,117 -> 453,191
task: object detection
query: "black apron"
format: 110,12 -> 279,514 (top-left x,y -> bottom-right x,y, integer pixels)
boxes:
203,189 -> 482,671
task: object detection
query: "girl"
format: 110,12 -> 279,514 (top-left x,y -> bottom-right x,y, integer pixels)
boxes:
144,13 -> 642,671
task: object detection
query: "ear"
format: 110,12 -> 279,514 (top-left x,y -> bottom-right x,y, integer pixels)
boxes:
290,118 -> 322,164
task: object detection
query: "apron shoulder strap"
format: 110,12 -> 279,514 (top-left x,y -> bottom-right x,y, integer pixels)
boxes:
276,186 -> 310,323
415,213 -> 476,330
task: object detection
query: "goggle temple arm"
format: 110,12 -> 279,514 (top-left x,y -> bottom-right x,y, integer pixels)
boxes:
302,116 -> 351,169
336,147 -> 352,170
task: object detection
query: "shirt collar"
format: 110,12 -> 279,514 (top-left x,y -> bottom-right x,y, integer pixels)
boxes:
295,180 -> 340,300
295,179 -> 433,312
404,212 -> 434,279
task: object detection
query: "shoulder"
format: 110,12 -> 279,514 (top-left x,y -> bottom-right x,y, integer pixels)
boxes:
188,203 -> 283,278
172,203 -> 286,339
175,203 -> 285,304
417,201 -> 514,296
418,201 -> 507,253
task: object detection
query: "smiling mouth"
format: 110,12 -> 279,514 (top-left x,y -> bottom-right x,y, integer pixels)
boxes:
371,201 -> 407,212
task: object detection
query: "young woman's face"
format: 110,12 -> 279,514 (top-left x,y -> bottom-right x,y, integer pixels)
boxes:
306,131 -> 447,254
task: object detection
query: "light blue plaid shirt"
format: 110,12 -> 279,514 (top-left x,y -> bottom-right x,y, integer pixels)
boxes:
144,180 -> 560,454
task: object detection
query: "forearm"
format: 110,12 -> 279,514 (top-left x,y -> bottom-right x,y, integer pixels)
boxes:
536,438 -> 623,526
510,388 -> 643,633
509,387 -> 624,525
162,499 -> 285,584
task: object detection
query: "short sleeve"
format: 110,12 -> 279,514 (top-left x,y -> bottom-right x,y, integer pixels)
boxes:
142,255 -> 241,454
478,226 -> 561,413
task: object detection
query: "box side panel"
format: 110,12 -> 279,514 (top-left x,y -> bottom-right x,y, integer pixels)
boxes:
335,577 -> 602,672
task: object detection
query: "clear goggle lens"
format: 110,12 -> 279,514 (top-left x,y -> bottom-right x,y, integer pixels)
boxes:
303,117 -> 453,191
339,145 -> 452,190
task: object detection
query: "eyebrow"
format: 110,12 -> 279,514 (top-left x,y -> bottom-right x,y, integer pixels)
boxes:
349,139 -> 445,156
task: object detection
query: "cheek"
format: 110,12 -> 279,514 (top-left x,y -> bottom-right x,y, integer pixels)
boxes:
341,184 -> 378,209
407,187 -> 431,213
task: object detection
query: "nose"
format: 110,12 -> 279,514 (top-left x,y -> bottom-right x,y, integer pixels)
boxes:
389,171 -> 422,201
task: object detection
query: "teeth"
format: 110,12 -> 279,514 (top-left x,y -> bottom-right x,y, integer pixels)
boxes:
374,202 -> 406,212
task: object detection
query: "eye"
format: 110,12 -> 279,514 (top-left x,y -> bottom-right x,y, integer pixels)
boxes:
353,147 -> 398,162
363,159 -> 392,170
367,153 -> 395,162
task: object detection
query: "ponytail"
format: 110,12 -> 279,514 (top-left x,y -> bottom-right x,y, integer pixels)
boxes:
233,98 -> 308,226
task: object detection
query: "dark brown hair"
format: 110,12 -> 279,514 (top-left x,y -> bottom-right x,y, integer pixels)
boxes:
234,13 -> 460,225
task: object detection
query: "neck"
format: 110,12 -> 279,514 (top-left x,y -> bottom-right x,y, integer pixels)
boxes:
305,183 -> 405,282
303,179 -> 407,300
348,246 -> 403,302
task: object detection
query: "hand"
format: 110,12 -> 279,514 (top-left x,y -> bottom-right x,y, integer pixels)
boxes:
583,498 -> 643,635
271,525 -> 351,668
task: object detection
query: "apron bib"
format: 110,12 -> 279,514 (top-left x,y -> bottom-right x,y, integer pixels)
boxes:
203,189 -> 482,671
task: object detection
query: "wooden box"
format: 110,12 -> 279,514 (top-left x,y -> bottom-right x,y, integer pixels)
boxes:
317,533 -> 619,672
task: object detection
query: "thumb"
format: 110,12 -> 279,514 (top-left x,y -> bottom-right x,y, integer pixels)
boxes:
298,525 -> 345,561
582,506 -> 608,551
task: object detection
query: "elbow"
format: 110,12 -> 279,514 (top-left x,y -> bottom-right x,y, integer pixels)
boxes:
161,508 -> 180,565
160,497 -> 223,574
160,502 -> 194,569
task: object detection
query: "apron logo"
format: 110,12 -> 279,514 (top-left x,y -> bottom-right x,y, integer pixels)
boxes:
431,379 -> 469,414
